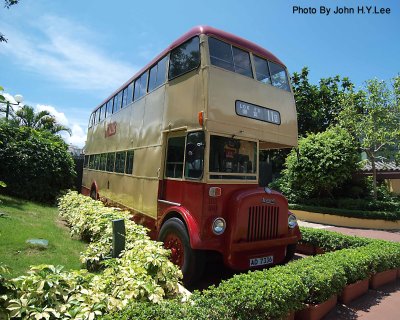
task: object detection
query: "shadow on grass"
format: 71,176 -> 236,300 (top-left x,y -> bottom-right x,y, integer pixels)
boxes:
0,194 -> 26,210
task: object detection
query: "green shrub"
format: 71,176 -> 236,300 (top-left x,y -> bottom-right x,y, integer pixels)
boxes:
285,254 -> 346,304
299,227 -> 372,251
193,266 -> 308,320
275,126 -> 359,202
325,249 -> 372,285
0,122 -> 75,203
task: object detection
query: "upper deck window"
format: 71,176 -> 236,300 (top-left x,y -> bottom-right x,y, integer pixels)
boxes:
148,55 -> 168,92
254,55 -> 290,91
168,36 -> 200,80
209,37 -> 252,78
268,61 -> 290,91
253,55 -> 271,84
134,72 -> 148,101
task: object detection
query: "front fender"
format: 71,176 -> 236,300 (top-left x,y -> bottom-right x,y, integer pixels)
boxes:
159,206 -> 202,249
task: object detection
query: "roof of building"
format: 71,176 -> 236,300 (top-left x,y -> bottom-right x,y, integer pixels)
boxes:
360,160 -> 400,172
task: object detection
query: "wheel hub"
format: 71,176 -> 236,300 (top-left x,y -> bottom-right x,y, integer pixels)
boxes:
164,234 -> 184,268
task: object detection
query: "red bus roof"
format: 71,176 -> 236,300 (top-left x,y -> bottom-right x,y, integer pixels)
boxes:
95,26 -> 285,111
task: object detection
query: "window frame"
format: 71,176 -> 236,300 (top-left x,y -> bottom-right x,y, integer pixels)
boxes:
208,37 -> 253,78
168,36 -> 201,81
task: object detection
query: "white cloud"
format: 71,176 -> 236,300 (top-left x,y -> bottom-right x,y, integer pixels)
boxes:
62,124 -> 87,149
36,104 -> 69,126
0,15 -> 138,92
34,103 -> 86,148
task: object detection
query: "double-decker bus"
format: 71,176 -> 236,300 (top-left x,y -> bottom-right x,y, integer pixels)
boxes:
82,26 -> 300,284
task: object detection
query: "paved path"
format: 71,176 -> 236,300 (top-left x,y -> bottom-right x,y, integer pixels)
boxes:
299,220 -> 400,319
299,220 -> 400,242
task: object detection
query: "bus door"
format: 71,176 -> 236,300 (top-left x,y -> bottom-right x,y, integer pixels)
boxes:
159,131 -> 187,205
158,131 -> 205,205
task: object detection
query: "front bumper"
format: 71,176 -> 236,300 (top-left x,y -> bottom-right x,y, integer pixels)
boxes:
225,235 -> 298,270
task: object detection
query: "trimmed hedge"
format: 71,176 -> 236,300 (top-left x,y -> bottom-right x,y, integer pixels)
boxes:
289,203 -> 400,221
299,226 -> 372,251
106,228 -> 400,320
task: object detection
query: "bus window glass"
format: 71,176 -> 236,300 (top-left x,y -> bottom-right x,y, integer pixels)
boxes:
98,106 -> 103,122
155,56 -> 168,87
106,100 -> 113,117
149,56 -> 168,92
168,36 -> 200,80
134,73 -> 147,100
125,150 -> 134,174
209,37 -> 252,78
148,64 -> 158,92
209,135 -> 256,179
254,56 -> 272,84
99,153 -> 107,171
106,152 -> 115,172
115,91 -> 123,111
209,37 -> 234,72
232,47 -> 252,77
268,61 -> 290,91
84,155 -> 89,168
140,72 -> 148,96
94,154 -> 101,170
165,136 -> 185,178
105,101 -> 110,118
126,82 -> 134,105
115,151 -> 126,173
89,155 -> 95,169
122,87 -> 128,108
93,111 -> 97,125
184,131 -> 204,179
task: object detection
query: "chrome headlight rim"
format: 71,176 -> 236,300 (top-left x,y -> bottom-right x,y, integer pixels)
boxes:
212,217 -> 226,235
288,214 -> 298,229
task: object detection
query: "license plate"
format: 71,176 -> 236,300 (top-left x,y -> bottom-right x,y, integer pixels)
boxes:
249,256 -> 273,267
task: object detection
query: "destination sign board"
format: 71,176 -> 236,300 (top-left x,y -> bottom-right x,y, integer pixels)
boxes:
235,100 -> 281,125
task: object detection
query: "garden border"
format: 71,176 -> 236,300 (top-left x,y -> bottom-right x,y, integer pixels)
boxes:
292,209 -> 400,230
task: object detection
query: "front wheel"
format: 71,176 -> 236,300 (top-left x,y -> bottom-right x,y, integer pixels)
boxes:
283,244 -> 297,263
158,217 -> 204,286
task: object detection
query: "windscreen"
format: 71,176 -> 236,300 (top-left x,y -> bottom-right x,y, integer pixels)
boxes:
209,135 -> 257,180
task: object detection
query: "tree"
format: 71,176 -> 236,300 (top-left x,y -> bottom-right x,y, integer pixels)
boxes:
338,75 -> 400,199
1,0 -> 19,43
291,67 -> 354,136
11,105 -> 71,135
274,126 -> 359,203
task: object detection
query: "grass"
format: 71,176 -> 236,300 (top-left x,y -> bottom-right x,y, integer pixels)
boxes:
0,194 -> 86,277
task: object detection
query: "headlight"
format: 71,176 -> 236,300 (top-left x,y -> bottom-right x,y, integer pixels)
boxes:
288,214 -> 297,229
212,218 -> 226,235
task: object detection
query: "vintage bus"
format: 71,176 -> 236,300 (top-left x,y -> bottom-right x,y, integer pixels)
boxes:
82,26 -> 300,284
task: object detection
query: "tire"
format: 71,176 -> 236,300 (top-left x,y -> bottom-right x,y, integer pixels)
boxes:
158,217 -> 204,286
283,244 -> 297,263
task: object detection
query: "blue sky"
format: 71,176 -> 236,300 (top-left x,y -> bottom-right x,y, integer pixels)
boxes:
0,0 -> 399,147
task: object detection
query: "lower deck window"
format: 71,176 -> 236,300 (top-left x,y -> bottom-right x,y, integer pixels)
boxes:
165,136 -> 185,178
209,135 -> 257,179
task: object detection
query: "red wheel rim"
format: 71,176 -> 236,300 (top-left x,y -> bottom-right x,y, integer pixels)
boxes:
164,233 -> 184,268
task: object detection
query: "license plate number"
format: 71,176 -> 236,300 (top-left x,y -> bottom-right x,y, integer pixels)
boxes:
249,256 -> 273,267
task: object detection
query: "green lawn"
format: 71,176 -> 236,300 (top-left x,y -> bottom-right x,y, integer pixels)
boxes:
0,194 -> 86,277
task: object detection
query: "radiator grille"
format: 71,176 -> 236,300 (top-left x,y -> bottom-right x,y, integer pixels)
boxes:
247,205 -> 279,242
